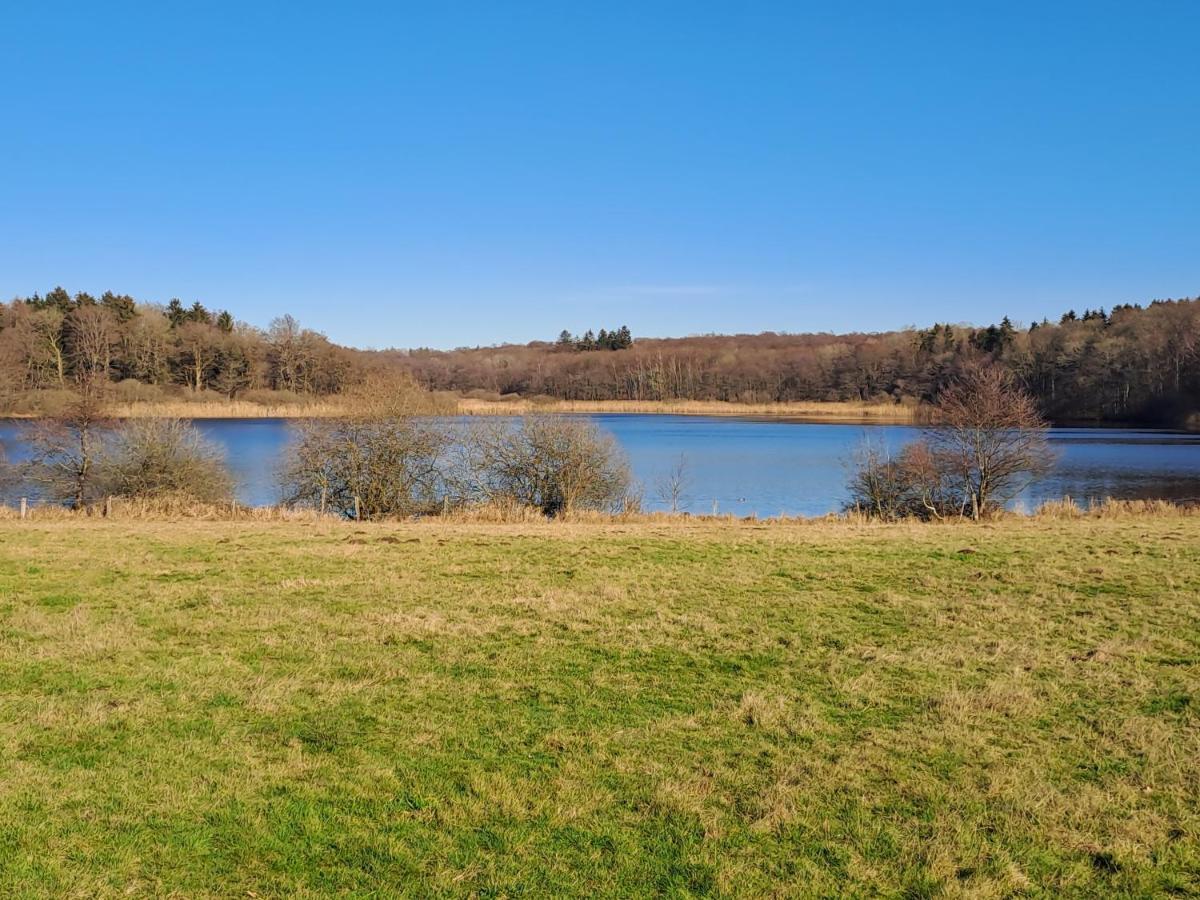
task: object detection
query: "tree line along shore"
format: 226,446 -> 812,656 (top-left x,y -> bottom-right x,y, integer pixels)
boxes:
2,287 -> 1198,427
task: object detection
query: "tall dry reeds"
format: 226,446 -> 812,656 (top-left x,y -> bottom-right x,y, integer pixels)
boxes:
457,397 -> 923,421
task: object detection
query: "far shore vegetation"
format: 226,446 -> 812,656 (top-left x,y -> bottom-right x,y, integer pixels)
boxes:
2,287 -> 1199,427
3,392 -> 924,422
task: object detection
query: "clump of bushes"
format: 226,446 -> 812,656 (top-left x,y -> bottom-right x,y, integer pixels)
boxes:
455,415 -> 632,516
0,388 -> 80,416
23,406 -> 234,507
280,413 -> 632,520
98,418 -> 234,503
847,366 -> 1055,520
846,440 -> 959,520
111,379 -> 165,404
279,416 -> 451,519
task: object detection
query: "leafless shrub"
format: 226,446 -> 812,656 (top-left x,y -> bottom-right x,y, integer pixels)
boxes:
0,388 -> 79,416
846,440 -> 914,520
280,417 -> 452,519
343,371 -> 456,418
453,415 -> 632,516
112,379 -> 166,404
97,418 -> 234,503
845,439 -> 960,520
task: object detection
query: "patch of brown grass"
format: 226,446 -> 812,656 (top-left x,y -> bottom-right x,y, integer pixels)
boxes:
457,397 -> 924,421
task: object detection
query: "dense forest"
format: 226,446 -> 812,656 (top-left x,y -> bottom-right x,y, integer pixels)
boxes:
388,299 -> 1200,424
1,287 -> 1197,424
0,288 -> 360,406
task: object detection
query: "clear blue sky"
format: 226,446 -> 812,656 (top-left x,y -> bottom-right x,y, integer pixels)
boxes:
2,2 -> 1197,349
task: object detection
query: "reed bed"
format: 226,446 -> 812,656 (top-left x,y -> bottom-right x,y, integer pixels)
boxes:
1033,496 -> 1197,519
7,394 -> 923,421
3,494 -> 1194,523
457,397 -> 924,421
105,399 -> 351,419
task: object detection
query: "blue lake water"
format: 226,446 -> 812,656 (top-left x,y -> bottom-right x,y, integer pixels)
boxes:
3,415 -> 1200,516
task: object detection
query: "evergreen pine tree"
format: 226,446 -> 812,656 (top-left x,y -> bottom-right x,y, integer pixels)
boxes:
166,299 -> 187,327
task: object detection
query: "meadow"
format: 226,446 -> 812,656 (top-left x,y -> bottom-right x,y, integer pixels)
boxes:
1,514 -> 1197,897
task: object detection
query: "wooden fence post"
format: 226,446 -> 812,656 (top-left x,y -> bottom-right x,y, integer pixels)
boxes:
20,498 -> 28,520
354,495 -> 361,521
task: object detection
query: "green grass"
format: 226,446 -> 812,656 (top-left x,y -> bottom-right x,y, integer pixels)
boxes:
0,516 -> 1198,897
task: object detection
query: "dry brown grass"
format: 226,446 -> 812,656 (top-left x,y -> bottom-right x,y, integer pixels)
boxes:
105,398 -> 351,418
0,497 -> 325,522
9,394 -> 924,421
3,494 -> 1195,525
457,397 -> 923,421
1034,496 -> 1197,519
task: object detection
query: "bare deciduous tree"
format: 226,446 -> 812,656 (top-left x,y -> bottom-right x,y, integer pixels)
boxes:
121,308 -> 172,383
9,305 -> 69,388
66,304 -> 116,383
175,321 -> 220,392
26,376 -> 111,508
926,365 -> 1054,518
653,452 -> 692,513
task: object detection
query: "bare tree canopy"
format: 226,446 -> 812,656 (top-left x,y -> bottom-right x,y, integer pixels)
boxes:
847,366 -> 1054,519
25,380 -> 112,508
926,366 -> 1054,518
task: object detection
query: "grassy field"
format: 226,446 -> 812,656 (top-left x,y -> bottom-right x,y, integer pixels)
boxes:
1,516 -> 1198,897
